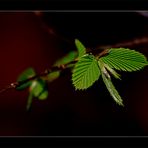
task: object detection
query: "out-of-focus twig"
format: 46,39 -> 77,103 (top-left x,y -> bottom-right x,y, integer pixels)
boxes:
97,36 -> 148,50
33,12 -> 148,51
33,11 -> 74,45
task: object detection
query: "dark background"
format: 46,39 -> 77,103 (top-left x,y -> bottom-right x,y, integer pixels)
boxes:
0,12 -> 148,136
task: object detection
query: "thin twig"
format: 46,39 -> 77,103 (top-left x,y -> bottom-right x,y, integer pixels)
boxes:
96,36 -> 148,50
0,60 -> 78,94
33,12 -> 74,45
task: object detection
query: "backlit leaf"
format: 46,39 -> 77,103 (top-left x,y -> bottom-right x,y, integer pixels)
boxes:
30,79 -> 48,100
47,71 -> 60,82
75,39 -> 86,58
103,62 -> 121,80
38,90 -> 48,100
26,92 -> 33,111
54,51 -> 77,66
72,54 -> 101,90
100,48 -> 148,72
16,68 -> 36,90
98,60 -> 123,106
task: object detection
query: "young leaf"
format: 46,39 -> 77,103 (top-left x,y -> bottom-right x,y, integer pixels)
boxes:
102,73 -> 124,106
75,39 -> 86,58
100,48 -> 148,72
54,51 -> 78,66
30,80 -> 43,97
38,90 -> 48,100
16,68 -> 36,90
98,60 -> 123,106
47,71 -> 60,82
26,92 -> 33,111
103,62 -> 121,80
72,54 -> 101,90
29,79 -> 48,100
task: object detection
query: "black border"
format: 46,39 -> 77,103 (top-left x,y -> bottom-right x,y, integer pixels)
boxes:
0,0 -> 147,10
0,137 -> 148,147
0,0 -> 148,148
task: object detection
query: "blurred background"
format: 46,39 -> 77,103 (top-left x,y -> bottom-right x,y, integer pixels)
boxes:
0,11 -> 148,136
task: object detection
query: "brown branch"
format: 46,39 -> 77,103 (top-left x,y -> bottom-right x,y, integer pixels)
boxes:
96,36 -> 148,50
0,60 -> 78,94
0,82 -> 18,94
33,11 -> 148,53
33,12 -> 74,45
96,49 -> 110,59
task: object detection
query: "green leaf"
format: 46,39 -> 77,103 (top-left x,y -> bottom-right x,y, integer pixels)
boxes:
102,73 -> 124,106
30,79 -> 48,100
26,79 -> 48,109
98,61 -> 124,106
54,51 -> 78,66
30,80 -> 44,97
72,54 -> 101,90
100,48 -> 148,72
16,68 -> 36,90
26,92 -> 33,111
38,90 -> 48,100
75,39 -> 86,58
47,71 -> 60,82
103,62 -> 121,80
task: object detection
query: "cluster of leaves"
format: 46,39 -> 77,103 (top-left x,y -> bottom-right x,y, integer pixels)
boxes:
73,40 -> 148,106
16,39 -> 148,110
16,68 -> 50,110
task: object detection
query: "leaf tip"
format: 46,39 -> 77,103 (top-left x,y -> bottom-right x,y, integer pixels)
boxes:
119,101 -> 124,107
75,38 -> 79,43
